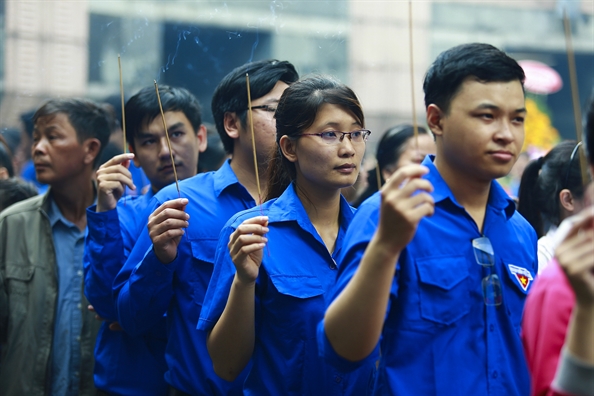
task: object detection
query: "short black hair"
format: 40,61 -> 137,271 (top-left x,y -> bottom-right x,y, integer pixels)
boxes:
211,59 -> 299,154
33,98 -> 115,168
0,178 -> 38,212
423,43 -> 525,114
125,85 -> 202,150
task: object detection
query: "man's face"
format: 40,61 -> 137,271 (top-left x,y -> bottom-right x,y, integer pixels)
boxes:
131,110 -> 206,192
243,80 -> 289,164
434,77 -> 526,182
32,113 -> 89,186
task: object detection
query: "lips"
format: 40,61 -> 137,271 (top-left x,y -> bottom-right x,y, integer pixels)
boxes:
335,163 -> 357,173
158,163 -> 182,173
488,150 -> 514,162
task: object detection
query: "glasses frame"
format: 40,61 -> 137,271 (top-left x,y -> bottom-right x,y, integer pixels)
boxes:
299,129 -> 371,145
472,236 -> 503,306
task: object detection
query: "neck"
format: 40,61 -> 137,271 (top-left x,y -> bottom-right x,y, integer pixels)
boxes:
434,156 -> 491,232
230,150 -> 269,204
50,174 -> 95,231
295,180 -> 342,253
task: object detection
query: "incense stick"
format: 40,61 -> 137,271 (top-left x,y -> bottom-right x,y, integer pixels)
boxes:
154,81 -> 180,197
118,55 -> 127,154
563,11 -> 589,187
246,73 -> 263,204
408,1 -> 419,151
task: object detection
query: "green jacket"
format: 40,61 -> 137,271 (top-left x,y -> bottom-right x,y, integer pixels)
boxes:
0,192 -> 100,396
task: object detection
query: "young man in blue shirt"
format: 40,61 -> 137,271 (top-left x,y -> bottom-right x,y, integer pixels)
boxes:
113,59 -> 299,395
321,43 -> 536,395
83,86 -> 207,395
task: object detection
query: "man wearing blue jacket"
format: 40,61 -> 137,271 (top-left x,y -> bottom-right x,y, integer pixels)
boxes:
114,59 -> 299,395
83,86 -> 206,395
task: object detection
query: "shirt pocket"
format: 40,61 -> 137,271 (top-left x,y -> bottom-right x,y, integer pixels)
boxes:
268,275 -> 325,338
5,264 -> 35,315
189,239 -> 219,307
415,255 -> 470,325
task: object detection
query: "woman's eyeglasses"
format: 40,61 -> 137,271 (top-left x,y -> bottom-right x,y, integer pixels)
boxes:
298,129 -> 371,145
472,236 -> 502,306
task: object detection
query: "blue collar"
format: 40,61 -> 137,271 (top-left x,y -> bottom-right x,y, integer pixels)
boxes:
213,159 -> 242,198
269,183 -> 355,234
423,155 -> 516,219
47,195 -> 80,230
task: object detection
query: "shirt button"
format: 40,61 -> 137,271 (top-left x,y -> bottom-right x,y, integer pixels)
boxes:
75,371 -> 79,377
77,303 -> 82,309
489,324 -> 494,332
492,370 -> 498,379
334,375 -> 342,383
77,270 -> 83,277
329,260 -> 337,270
76,336 -> 81,342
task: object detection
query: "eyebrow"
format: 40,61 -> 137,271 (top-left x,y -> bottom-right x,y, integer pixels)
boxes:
475,103 -> 526,113
137,122 -> 186,138
321,121 -> 362,128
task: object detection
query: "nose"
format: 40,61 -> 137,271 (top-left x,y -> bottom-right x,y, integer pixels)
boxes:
338,134 -> 356,157
158,137 -> 173,159
32,137 -> 47,157
495,119 -> 516,144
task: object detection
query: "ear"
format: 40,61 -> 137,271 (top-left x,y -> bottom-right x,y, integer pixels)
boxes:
559,189 -> 575,212
426,104 -> 445,137
279,135 -> 297,164
223,112 -> 241,140
127,144 -> 141,167
0,167 -> 9,180
381,167 -> 394,184
196,124 -> 208,153
83,138 -> 101,166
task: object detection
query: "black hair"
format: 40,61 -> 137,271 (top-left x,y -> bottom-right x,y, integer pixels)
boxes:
517,141 -> 585,238
423,43 -> 525,114
353,124 -> 428,207
97,141 -> 124,168
197,123 -> 227,173
211,59 -> 299,154
0,128 -> 21,155
0,136 -> 14,177
20,110 -> 36,139
33,98 -> 115,168
266,75 -> 364,201
125,85 -> 202,150
0,178 -> 38,212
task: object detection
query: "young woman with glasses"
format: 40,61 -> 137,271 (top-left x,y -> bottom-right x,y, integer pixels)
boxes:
198,75 -> 375,395
518,140 -> 589,273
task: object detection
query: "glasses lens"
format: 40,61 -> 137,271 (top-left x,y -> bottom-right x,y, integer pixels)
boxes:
473,237 -> 494,267
482,274 -> 503,306
320,131 -> 338,144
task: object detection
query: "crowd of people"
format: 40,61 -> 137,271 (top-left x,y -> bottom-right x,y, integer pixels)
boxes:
0,42 -> 592,396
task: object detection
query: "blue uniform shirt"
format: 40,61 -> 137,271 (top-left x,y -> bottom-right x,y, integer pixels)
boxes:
114,160 -> 254,395
83,188 -> 169,395
47,196 -> 85,396
319,156 -> 537,396
199,183 -> 375,396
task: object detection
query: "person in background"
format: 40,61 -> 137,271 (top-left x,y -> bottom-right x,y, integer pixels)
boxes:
353,124 -> 435,207
114,59 -> 299,395
321,43 -> 534,395
85,85 -> 207,395
0,178 -> 37,212
0,136 -> 14,180
0,98 -> 113,395
517,140 -> 588,273
521,99 -> 594,396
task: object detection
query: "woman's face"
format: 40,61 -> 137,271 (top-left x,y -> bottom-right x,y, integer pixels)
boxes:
382,133 -> 436,182
285,103 -> 366,194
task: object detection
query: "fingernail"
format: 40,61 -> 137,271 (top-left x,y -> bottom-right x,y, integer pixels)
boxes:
262,227 -> 269,233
